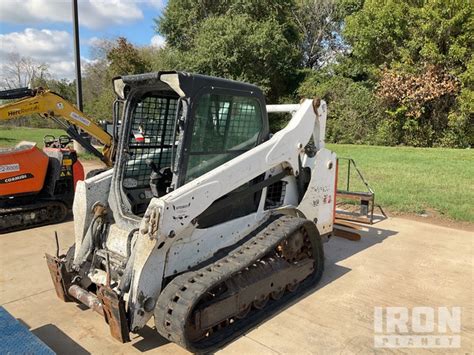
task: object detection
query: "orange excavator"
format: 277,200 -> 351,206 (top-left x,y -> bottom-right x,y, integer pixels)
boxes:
0,87 -> 115,233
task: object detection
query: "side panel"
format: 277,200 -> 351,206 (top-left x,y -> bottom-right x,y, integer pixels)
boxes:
0,145 -> 48,196
298,148 -> 337,236
73,169 -> 113,260
164,211 -> 270,277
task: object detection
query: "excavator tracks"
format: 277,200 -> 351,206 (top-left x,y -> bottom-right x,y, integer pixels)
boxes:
155,214 -> 324,353
0,201 -> 68,234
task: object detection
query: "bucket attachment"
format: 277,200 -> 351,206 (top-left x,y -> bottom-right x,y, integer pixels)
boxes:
45,253 -> 130,343
45,253 -> 72,302
97,286 -> 130,343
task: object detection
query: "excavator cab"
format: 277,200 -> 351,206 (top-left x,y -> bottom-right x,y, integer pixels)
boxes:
112,72 -> 269,217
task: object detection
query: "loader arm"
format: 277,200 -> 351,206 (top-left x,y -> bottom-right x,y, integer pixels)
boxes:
0,88 -> 114,166
127,98 -> 334,329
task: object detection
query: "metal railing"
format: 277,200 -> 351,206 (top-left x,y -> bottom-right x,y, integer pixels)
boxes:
336,157 -> 377,224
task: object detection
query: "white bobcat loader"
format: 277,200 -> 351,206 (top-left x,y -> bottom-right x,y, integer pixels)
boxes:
46,72 -> 337,353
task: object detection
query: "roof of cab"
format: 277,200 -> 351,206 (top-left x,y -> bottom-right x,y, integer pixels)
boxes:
117,71 -> 264,100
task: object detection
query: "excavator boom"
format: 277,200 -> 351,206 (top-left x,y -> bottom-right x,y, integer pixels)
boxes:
0,88 -> 114,166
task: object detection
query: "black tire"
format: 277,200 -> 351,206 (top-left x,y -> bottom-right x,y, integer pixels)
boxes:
307,220 -> 325,285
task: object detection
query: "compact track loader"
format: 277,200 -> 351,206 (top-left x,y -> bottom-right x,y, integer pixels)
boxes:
46,72 -> 337,353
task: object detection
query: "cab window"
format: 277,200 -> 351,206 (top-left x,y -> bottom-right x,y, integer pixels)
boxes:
185,93 -> 263,182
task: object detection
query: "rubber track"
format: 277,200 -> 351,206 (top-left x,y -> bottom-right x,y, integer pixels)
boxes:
155,214 -> 324,353
0,201 -> 68,233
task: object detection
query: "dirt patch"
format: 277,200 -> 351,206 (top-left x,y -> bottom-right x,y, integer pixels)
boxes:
387,208 -> 474,232
336,204 -> 473,232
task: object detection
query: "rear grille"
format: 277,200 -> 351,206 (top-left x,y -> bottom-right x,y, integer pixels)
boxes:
265,180 -> 287,209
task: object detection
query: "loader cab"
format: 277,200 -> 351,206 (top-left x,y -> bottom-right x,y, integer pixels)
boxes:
113,72 -> 269,218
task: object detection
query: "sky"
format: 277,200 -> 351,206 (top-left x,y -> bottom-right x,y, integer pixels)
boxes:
0,0 -> 168,80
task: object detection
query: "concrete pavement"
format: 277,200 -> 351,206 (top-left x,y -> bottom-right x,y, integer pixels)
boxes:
0,217 -> 472,354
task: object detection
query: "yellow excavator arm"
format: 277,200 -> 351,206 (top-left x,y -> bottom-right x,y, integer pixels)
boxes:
0,88 -> 114,167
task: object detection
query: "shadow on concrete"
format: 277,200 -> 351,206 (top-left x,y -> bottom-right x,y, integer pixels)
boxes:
316,222 -> 398,289
127,223 -> 399,353
327,223 -> 397,265
31,324 -> 90,355
205,222 -> 399,353
132,325 -> 170,352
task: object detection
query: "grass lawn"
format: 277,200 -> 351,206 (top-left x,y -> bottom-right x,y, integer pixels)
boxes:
0,126 -> 98,160
328,144 -> 474,223
1,127 -> 472,222
0,127 -> 65,148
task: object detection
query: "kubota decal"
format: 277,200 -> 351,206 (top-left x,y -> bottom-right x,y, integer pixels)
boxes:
0,163 -> 20,173
0,173 -> 34,184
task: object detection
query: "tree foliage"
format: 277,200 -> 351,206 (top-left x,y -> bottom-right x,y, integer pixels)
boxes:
106,37 -> 151,77
377,66 -> 461,119
339,0 -> 473,147
3,1 -> 471,147
299,73 -> 385,144
291,0 -> 348,69
0,53 -> 49,90
82,37 -> 158,121
156,0 -> 301,101
154,0 -> 471,147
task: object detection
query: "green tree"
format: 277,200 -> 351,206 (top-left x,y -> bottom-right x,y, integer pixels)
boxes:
299,73 -> 385,144
157,0 -> 298,50
183,14 -> 300,100
107,37 -> 151,77
155,0 -> 301,101
340,0 -> 473,147
82,37 -> 155,121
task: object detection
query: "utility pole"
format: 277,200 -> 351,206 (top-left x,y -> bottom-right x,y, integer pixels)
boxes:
72,0 -> 83,111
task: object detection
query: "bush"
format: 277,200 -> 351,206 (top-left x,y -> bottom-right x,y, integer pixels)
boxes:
298,74 -> 385,144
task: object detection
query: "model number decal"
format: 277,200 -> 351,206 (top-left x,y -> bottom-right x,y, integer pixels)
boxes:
0,173 -> 33,184
0,163 -> 20,173
70,112 -> 91,126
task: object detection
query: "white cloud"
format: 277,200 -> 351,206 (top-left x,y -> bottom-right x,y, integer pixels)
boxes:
150,34 -> 166,48
147,0 -> 166,9
0,0 -> 150,29
0,28 -> 78,80
0,28 -> 71,62
85,37 -> 101,46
